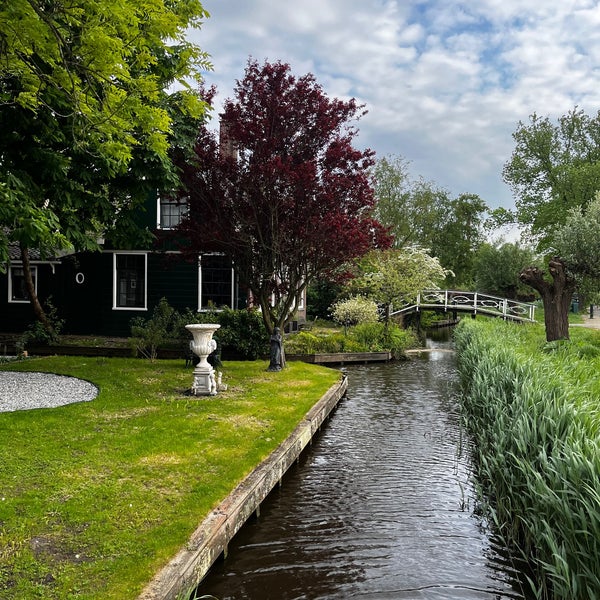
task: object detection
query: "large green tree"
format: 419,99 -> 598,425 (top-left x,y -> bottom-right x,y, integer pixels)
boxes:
520,195 -> 600,341
503,108 -> 600,340
371,155 -> 487,286
503,107 -> 600,245
474,242 -> 539,301
0,0 -> 210,331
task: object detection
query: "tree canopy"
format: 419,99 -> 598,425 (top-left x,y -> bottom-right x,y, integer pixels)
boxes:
175,59 -> 391,334
0,0 -> 211,327
345,247 -> 449,322
503,107 -> 600,340
503,107 -> 600,246
371,155 -> 487,286
474,242 -> 539,301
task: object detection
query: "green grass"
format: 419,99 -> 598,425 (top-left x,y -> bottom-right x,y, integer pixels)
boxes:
455,319 -> 600,599
0,356 -> 340,599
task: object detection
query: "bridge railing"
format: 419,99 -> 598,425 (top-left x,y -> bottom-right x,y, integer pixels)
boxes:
391,289 -> 536,322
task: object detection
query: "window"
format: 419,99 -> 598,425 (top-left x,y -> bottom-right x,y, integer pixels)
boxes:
8,266 -> 37,303
199,254 -> 234,310
158,197 -> 188,229
113,253 -> 147,309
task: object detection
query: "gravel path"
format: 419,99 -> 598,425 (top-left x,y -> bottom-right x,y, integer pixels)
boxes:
0,372 -> 98,413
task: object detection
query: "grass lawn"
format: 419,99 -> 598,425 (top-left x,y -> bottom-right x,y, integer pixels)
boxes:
0,356 -> 341,600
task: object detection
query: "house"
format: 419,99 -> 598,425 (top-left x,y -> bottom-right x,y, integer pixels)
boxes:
0,194 -> 306,338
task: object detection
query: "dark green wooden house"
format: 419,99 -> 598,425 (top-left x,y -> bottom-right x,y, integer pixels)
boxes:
0,195 -> 243,337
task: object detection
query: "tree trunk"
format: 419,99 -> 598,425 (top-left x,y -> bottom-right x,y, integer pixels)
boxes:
519,257 -> 575,342
20,244 -> 54,335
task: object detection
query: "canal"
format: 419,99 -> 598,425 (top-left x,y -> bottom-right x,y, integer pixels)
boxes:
195,339 -> 528,599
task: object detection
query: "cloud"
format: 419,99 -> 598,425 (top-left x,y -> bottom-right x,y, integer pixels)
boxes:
191,0 -> 600,209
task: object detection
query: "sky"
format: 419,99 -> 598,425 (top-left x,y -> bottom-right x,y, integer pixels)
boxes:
188,0 -> 600,212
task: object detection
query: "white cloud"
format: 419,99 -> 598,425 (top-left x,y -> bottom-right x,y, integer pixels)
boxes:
191,0 -> 600,210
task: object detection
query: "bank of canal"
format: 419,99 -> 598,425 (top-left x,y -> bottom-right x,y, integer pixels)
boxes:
195,340 -> 529,599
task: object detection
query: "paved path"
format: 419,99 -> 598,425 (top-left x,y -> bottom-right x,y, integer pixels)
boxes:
574,312 -> 600,329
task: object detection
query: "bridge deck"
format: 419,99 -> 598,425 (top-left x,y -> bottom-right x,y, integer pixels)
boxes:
391,290 -> 536,323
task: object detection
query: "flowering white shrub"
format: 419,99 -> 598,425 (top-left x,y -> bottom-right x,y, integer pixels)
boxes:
330,296 -> 379,326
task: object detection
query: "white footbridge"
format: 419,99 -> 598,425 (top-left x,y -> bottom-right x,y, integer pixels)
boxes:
391,290 -> 536,323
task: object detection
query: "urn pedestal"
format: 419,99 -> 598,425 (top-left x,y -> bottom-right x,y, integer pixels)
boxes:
185,324 -> 221,396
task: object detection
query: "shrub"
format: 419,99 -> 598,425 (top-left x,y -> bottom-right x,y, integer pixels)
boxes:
178,307 -> 269,360
350,322 -> 386,350
285,331 -> 321,354
330,296 -> 379,327
130,298 -> 178,361
285,321 -> 417,356
18,297 -> 64,349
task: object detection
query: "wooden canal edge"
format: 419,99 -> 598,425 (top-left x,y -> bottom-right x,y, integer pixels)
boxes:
138,375 -> 348,600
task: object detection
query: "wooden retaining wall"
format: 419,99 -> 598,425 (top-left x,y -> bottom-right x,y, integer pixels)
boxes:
287,351 -> 391,364
138,376 -> 348,600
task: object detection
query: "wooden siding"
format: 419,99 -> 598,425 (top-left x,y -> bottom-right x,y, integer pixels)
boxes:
0,252 -> 202,337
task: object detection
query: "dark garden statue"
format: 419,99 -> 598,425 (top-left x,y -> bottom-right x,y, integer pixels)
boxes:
268,327 -> 283,372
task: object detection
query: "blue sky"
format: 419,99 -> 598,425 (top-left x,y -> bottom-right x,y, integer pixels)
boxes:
187,0 -> 600,211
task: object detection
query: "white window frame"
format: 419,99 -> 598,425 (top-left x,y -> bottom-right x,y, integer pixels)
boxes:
112,252 -> 148,311
8,265 -> 37,303
156,196 -> 188,230
197,253 -> 235,311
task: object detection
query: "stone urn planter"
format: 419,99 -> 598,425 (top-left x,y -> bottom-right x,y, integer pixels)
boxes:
186,323 -> 221,396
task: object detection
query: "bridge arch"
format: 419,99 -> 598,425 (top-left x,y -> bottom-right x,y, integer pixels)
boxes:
390,290 -> 536,323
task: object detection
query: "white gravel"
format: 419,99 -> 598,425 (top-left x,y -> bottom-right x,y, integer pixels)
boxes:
0,372 -> 98,413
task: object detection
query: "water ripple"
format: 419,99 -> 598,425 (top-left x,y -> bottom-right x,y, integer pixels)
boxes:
197,349 -> 528,600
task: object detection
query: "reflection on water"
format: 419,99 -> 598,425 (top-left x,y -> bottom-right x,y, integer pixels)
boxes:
196,345 -> 527,600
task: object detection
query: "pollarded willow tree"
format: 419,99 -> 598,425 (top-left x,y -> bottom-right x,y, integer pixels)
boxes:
175,59 -> 391,335
522,194 -> 600,341
503,108 -> 600,340
0,0 -> 211,332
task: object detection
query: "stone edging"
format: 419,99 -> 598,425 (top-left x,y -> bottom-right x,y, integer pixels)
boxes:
138,375 -> 348,600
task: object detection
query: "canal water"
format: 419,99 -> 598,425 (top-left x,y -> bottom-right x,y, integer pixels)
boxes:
195,339 -> 528,600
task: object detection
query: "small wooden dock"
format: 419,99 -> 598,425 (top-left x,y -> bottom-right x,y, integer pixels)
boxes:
286,351 -> 392,365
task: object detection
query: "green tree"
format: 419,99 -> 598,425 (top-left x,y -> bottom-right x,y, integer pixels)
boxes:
0,0 -> 211,331
503,108 -> 600,340
474,242 -> 539,301
346,248 -> 449,323
503,107 -> 600,245
371,155 -> 487,286
519,196 -> 600,341
432,193 -> 488,288
371,156 -> 447,249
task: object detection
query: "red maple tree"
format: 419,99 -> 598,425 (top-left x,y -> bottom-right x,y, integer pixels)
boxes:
175,59 -> 391,334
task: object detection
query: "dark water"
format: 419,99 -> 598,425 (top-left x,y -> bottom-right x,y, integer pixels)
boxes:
195,341 -> 527,600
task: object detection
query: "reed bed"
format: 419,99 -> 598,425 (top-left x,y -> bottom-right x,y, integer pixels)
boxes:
454,319 -> 600,600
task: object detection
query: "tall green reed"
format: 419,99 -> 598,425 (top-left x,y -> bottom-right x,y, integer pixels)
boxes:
455,319 -> 600,600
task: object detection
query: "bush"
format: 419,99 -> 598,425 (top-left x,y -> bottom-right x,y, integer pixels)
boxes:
330,296 -> 379,326
130,298 -> 178,361
285,321 -> 417,356
180,307 -> 269,360
18,297 -> 64,349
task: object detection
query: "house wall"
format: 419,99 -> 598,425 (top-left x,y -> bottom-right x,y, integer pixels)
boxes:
57,252 -> 200,336
0,252 -> 201,338
0,263 -> 59,334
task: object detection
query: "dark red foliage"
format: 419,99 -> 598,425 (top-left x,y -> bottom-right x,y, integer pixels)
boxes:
174,58 -> 391,331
